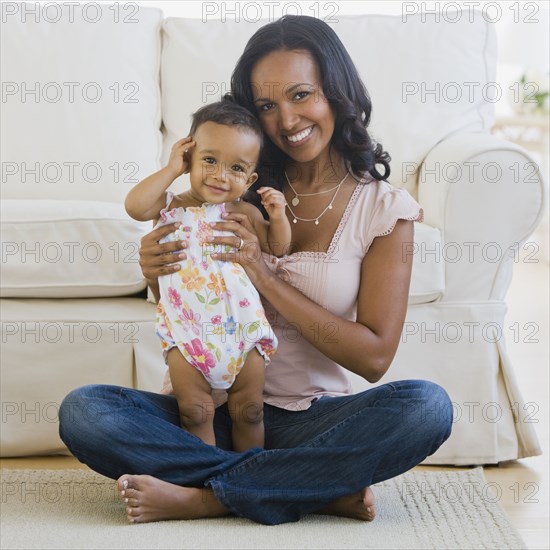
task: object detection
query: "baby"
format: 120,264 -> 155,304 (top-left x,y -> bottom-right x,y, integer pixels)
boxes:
125,99 -> 291,451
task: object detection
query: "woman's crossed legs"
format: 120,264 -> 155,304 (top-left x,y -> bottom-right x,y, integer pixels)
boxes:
59,380 -> 452,525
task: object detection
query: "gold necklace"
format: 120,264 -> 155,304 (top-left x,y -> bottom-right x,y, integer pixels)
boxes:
284,171 -> 350,225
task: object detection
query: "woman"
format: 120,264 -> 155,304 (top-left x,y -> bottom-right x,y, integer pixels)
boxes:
59,15 -> 452,526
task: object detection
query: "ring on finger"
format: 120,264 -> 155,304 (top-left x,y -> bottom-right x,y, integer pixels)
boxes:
236,237 -> 244,250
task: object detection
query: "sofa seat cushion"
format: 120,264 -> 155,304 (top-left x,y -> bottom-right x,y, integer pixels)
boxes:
1,200 -> 151,298
1,201 -> 444,302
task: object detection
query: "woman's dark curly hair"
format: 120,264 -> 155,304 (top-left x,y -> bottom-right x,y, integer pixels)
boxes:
229,15 -> 391,208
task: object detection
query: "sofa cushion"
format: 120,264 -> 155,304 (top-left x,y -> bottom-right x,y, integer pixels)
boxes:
0,3 -> 163,203
1,200 -> 151,298
160,13 -> 496,197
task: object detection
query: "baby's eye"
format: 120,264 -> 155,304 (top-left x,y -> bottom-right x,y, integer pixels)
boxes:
231,164 -> 245,173
203,157 -> 216,164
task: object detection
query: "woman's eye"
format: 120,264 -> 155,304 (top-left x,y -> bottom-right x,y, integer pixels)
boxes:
294,91 -> 310,100
258,102 -> 274,113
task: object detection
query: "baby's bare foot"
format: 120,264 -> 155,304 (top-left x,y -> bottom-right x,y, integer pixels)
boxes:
317,487 -> 376,521
117,474 -> 229,524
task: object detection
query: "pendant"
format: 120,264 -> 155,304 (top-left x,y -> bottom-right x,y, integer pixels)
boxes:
292,196 -> 300,207
315,219 -> 319,225
293,218 -> 297,223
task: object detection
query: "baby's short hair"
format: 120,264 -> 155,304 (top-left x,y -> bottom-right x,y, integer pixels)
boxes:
190,96 -> 263,148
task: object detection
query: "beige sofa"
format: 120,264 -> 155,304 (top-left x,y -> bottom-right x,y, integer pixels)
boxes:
0,4 -> 544,464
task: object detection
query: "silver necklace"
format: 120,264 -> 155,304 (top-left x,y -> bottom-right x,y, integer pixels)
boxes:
284,170 -> 350,225
285,172 -> 343,207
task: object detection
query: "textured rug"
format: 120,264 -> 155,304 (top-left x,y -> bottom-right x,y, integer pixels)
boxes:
0,468 -> 525,550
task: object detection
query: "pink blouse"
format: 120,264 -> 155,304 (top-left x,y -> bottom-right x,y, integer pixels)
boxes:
260,178 -> 424,410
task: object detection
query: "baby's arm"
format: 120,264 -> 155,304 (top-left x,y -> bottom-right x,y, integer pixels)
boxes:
253,187 -> 292,257
125,137 -> 195,221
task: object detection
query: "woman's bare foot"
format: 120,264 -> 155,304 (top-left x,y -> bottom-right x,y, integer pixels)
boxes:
317,487 -> 376,521
117,474 -> 230,523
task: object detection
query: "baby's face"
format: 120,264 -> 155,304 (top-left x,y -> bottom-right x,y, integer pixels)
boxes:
188,121 -> 260,204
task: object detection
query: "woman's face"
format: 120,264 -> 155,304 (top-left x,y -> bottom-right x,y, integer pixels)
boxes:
250,49 -> 335,166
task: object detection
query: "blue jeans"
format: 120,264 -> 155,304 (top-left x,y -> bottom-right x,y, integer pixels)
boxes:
59,380 -> 452,525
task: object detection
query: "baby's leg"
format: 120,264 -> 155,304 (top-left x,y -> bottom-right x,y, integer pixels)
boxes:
166,348 -> 216,446
226,348 -> 265,452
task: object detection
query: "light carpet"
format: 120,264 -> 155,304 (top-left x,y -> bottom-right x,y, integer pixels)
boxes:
0,468 -> 525,550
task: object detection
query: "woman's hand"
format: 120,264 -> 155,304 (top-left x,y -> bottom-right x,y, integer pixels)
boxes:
139,223 -> 187,299
207,212 -> 273,288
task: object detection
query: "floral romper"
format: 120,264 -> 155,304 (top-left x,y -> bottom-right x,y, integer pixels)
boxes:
155,193 -> 277,390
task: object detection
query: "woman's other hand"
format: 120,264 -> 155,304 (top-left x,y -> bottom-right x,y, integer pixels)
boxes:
207,212 -> 273,288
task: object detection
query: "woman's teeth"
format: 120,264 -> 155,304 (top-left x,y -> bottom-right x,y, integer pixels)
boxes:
286,127 -> 312,143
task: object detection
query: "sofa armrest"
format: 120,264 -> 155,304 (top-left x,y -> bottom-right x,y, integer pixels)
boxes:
417,133 -> 545,302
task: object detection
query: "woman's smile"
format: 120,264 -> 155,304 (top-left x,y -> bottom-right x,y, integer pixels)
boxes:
284,125 -> 314,145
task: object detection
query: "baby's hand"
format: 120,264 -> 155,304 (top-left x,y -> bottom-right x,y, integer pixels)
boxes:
167,136 -> 196,178
257,187 -> 287,220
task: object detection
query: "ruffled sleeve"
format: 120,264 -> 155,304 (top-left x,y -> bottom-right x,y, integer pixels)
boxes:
157,191 -> 179,225
365,183 -> 424,253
